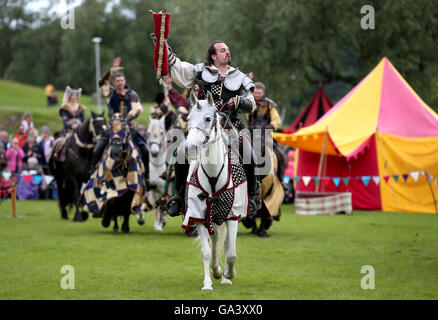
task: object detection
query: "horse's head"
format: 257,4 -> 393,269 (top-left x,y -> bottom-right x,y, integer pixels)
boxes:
185,91 -> 217,160
109,113 -> 130,161
90,111 -> 107,142
147,115 -> 166,158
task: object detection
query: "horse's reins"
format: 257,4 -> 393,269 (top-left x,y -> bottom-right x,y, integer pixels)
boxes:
73,117 -> 103,149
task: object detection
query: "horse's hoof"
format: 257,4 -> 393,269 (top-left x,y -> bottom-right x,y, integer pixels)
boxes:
202,286 -> 213,291
73,216 -> 83,222
154,225 -> 163,231
61,215 -> 68,220
224,269 -> 236,280
81,212 -> 89,221
221,277 -> 232,285
102,220 -> 110,228
257,229 -> 269,238
212,266 -> 222,279
137,218 -> 145,225
113,227 -> 119,232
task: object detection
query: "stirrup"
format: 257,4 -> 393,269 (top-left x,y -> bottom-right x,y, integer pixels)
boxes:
166,195 -> 183,217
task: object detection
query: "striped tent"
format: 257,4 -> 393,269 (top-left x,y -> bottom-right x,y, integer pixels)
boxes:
274,57 -> 438,214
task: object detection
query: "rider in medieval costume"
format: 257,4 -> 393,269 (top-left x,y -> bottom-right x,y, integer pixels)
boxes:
59,86 -> 86,136
91,57 -> 149,182
248,81 -> 285,180
165,40 -> 258,217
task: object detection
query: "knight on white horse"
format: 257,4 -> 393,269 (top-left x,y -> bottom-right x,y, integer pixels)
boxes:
183,91 -> 250,290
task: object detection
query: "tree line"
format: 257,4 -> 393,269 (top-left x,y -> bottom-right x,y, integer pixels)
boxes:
1,0 -> 438,122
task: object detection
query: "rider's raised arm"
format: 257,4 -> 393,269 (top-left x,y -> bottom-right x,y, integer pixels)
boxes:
168,51 -> 197,89
98,68 -> 115,98
126,91 -> 143,122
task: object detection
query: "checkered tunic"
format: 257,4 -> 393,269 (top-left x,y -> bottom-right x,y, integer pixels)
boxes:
81,130 -> 147,216
182,148 -> 249,235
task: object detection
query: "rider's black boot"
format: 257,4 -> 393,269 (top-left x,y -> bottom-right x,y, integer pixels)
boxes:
166,163 -> 189,217
91,132 -> 109,171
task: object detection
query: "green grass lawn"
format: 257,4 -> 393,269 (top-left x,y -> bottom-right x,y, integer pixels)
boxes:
0,79 -> 153,133
0,200 -> 437,300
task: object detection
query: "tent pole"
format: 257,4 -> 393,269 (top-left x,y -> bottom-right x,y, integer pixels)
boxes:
426,174 -> 438,214
316,127 -> 328,192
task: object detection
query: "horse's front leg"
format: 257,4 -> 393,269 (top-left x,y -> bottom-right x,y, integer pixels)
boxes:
121,212 -> 130,233
211,224 -> 222,280
222,220 -> 238,284
71,179 -> 83,222
113,215 -> 119,232
196,223 -> 213,291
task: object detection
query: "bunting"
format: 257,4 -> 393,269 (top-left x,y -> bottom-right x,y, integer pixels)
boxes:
290,170 -> 438,188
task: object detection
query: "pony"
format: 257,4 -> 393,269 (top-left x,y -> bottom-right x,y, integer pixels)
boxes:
81,113 -> 147,233
136,115 -> 168,231
244,114 -> 285,237
49,112 -> 107,221
183,91 -> 250,291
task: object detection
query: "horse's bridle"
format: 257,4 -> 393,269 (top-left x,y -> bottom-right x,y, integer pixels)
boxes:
194,113 -> 229,194
73,115 -> 105,149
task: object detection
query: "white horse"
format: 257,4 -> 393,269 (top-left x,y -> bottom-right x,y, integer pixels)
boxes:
183,91 -> 249,291
137,115 -> 168,231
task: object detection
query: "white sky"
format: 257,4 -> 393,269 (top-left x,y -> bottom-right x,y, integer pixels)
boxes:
25,0 -> 83,16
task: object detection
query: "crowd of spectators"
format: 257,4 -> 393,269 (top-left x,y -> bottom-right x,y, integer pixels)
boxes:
0,113 -> 57,201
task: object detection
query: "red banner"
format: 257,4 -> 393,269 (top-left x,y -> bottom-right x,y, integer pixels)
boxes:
153,12 -> 171,78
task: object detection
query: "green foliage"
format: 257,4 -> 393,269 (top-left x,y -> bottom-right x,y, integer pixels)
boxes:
0,201 -> 437,299
2,0 -> 438,124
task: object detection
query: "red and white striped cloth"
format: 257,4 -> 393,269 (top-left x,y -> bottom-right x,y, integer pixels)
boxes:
295,192 -> 352,215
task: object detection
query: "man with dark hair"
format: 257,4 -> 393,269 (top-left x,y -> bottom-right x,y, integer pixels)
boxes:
165,40 -> 258,217
249,81 -> 285,181
91,57 -> 149,182
250,82 -> 281,131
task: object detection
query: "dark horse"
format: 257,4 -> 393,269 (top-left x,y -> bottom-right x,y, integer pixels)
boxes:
98,114 -> 146,233
243,115 -> 286,237
49,112 -> 107,221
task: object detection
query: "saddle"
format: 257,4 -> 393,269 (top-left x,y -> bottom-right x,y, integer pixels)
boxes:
52,134 -> 72,162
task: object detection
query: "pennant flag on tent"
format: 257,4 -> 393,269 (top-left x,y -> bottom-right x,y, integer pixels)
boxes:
323,178 -> 331,187
294,176 -> 301,184
342,177 -> 350,186
393,175 -> 400,182
2,171 -> 11,180
410,171 -> 420,182
383,176 -> 390,183
332,177 -> 341,187
313,177 -> 321,185
302,176 -> 311,186
33,175 -> 42,185
361,176 -> 371,187
45,175 -> 54,185
23,175 -> 32,184
402,174 -> 409,182
372,176 -> 380,185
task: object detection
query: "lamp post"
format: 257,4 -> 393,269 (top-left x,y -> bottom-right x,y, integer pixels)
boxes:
92,37 -> 102,112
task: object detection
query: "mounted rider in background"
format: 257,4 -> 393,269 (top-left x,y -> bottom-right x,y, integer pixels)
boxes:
91,57 -> 149,182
